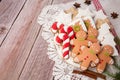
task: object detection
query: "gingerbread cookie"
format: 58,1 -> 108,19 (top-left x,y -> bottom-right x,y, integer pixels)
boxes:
87,27 -> 98,43
97,45 -> 114,73
74,43 -> 101,71
72,30 -> 91,57
83,17 -> 99,43
83,16 -> 96,29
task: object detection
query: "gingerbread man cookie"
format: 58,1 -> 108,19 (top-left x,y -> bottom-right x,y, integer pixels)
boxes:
97,45 -> 114,73
74,43 -> 101,71
87,27 -> 98,43
72,30 -> 91,57
83,18 -> 98,43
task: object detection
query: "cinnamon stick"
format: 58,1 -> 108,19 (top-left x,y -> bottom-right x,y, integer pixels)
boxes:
73,70 -> 106,80
73,70 -> 97,80
85,70 -> 106,79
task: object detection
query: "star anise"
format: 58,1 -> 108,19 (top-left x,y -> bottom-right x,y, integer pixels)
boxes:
84,0 -> 91,5
111,12 -> 119,19
73,2 -> 81,8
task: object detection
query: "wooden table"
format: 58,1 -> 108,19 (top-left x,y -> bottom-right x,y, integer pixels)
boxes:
0,0 -> 120,80
0,0 -> 74,80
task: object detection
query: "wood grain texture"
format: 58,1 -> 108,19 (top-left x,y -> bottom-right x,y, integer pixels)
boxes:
0,0 -> 53,80
19,0 -> 74,80
0,0 -> 26,46
52,0 -> 73,4
19,32 -> 54,80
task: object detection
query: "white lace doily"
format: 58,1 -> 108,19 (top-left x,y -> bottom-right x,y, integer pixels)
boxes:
37,3 -> 93,80
37,1 -> 118,80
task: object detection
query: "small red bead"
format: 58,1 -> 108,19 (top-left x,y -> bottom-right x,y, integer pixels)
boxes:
84,58 -> 86,60
87,56 -> 89,58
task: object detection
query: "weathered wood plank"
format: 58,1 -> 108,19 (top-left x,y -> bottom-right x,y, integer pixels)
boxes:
0,0 -> 52,80
52,0 -> 73,4
19,33 -> 54,80
0,0 -> 27,46
19,0 -> 74,80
